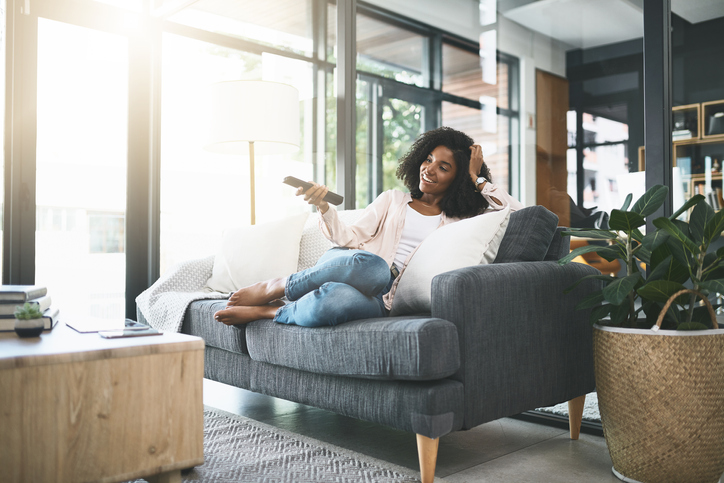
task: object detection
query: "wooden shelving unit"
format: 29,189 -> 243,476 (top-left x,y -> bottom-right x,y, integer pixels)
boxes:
702,100 -> 724,139
638,99 -> 724,183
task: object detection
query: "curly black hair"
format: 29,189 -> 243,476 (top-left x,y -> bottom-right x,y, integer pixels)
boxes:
396,126 -> 492,219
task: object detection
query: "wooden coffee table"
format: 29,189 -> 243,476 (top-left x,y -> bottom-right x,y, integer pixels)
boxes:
0,321 -> 205,483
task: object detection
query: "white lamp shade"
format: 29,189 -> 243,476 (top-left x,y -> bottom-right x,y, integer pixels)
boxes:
206,80 -> 300,155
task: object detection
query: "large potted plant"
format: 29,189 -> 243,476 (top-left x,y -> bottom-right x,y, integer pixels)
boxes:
560,185 -> 724,483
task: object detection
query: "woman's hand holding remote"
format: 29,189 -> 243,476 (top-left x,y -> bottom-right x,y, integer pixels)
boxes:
297,181 -> 330,214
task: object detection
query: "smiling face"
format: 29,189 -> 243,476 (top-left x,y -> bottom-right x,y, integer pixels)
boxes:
419,145 -> 458,197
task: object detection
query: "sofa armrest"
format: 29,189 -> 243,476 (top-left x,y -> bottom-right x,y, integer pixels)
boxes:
431,261 -> 601,429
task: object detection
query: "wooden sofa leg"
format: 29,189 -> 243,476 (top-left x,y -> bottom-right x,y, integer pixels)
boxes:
416,434 -> 439,483
567,394 -> 586,440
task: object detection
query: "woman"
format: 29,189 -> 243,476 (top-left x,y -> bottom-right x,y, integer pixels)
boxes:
214,126 -> 523,327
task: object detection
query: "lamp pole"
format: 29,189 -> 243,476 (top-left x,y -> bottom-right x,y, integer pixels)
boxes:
249,141 -> 256,225
206,80 -> 299,226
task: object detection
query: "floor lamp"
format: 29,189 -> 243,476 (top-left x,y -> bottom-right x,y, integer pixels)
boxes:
206,80 -> 300,225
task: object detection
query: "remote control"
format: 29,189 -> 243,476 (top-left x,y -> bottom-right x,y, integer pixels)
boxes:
283,176 -> 344,205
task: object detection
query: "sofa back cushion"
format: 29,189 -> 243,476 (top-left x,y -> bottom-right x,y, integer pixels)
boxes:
300,206 -> 560,268
544,227 -> 571,261
493,205 -> 559,263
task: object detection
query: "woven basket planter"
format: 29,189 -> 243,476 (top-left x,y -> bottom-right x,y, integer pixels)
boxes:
593,296 -> 724,483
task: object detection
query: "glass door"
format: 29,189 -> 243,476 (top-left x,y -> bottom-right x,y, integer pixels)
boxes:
35,18 -> 129,322
356,75 -> 434,208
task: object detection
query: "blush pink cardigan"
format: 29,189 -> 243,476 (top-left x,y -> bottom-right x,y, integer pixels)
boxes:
318,184 -> 523,309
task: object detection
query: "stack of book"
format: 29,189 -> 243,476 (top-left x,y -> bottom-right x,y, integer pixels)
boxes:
0,285 -> 60,332
673,129 -> 693,141
707,188 -> 724,210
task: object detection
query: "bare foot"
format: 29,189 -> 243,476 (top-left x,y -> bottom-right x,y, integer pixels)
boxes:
228,277 -> 287,306
214,304 -> 280,325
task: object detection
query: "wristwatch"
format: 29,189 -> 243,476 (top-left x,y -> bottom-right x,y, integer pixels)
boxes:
475,176 -> 488,191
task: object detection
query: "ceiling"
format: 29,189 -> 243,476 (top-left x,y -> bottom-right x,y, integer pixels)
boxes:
498,0 -> 724,50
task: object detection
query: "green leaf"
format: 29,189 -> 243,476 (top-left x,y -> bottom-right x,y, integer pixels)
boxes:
653,302 -> 682,329
609,302 -> 632,326
575,291 -> 606,310
688,200 -> 713,244
620,192 -> 633,211
642,301 -> 663,326
670,194 -> 705,220
646,255 -> 673,282
602,273 -> 641,305
677,322 -> 710,331
704,206 -> 724,244
631,184 -> 668,217
653,217 -> 701,255
649,249 -> 689,284
609,210 -> 646,231
558,245 -> 610,265
635,244 -> 652,265
598,245 -> 625,262
690,305 -> 718,328
637,280 -> 687,303
664,236 -> 694,270
641,230 -> 669,254
589,304 -> 612,325
697,278 -> 724,294
703,253 -> 724,281
563,274 -> 612,294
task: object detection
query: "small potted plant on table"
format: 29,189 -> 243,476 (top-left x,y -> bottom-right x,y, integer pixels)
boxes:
560,185 -> 724,483
14,302 -> 45,338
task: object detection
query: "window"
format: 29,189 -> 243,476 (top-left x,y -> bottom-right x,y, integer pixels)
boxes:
89,213 -> 125,254
354,7 -> 519,206
356,13 -> 427,87
443,102 -> 511,192
443,43 -> 509,110
34,18 -> 128,323
567,111 -> 630,214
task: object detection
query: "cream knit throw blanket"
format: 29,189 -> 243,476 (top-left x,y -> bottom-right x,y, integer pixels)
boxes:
135,255 -> 228,332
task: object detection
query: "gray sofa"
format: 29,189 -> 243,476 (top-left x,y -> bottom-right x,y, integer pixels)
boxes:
138,205 -> 599,482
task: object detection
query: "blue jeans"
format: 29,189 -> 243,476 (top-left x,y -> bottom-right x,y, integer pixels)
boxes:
273,248 -> 393,327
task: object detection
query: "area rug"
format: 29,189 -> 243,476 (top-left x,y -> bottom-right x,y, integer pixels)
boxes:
130,406 -> 434,483
537,392 -> 601,421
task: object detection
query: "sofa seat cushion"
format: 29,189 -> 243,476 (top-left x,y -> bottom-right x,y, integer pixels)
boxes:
183,299 -> 250,354
245,316 -> 460,381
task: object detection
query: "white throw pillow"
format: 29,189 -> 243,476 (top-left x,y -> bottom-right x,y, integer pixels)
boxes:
205,212 -> 310,294
389,206 -> 511,316
297,209 -> 366,271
